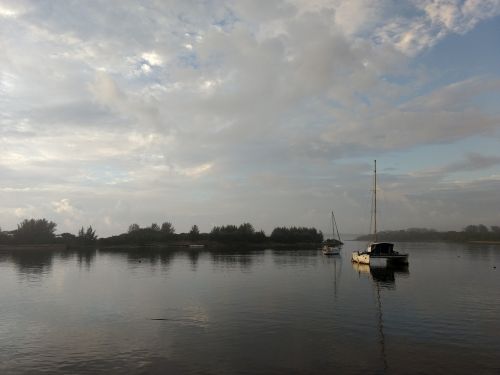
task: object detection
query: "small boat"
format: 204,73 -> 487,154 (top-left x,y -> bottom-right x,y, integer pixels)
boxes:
352,160 -> 408,265
322,243 -> 340,255
322,211 -> 343,256
188,244 -> 204,249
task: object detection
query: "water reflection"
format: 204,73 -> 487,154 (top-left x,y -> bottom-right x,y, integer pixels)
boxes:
187,250 -> 200,271
99,246 -> 176,269
0,249 -> 54,277
0,244 -> 498,374
210,249 -> 263,270
97,247 -> 265,272
464,243 -> 500,261
76,248 -> 98,270
352,262 -> 409,288
322,254 -> 342,299
352,262 -> 410,373
272,249 -> 319,268
0,247 -> 98,282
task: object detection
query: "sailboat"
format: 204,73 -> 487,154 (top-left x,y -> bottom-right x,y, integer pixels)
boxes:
322,211 -> 343,256
351,160 -> 408,266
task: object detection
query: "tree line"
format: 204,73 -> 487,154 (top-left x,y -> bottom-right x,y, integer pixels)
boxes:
99,222 -> 324,246
0,219 -> 97,245
0,218 -> 324,246
356,225 -> 500,242
4,219 -> 500,246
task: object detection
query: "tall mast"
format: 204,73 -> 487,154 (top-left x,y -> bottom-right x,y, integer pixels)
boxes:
332,211 -> 342,243
374,160 -> 377,242
331,211 -> 335,240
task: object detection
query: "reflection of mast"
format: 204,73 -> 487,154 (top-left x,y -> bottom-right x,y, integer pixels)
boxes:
374,281 -> 388,373
327,256 -> 342,300
332,257 -> 338,299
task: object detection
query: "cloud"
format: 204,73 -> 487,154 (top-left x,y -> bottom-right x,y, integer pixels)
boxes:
0,1 -> 29,18
141,51 -> 164,66
371,0 -> 500,55
443,153 -> 500,173
318,76 -> 500,154
52,198 -> 79,216
0,1 -> 499,234
413,153 -> 500,177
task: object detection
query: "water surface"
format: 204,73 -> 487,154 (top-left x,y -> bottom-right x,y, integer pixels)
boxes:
0,242 -> 499,374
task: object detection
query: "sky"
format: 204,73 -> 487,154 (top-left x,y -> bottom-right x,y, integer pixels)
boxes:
1,0 -> 500,237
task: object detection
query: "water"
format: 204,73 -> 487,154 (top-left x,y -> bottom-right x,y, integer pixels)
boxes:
0,242 -> 499,374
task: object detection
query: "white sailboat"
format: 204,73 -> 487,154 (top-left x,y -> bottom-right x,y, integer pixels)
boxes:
322,211 -> 343,256
352,160 -> 409,266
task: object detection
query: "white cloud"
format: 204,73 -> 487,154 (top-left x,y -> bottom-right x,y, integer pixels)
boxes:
141,51 -> 163,66
0,2 -> 24,18
14,206 -> 36,218
179,163 -> 213,178
373,0 -> 500,55
0,1 -> 499,234
52,198 -> 78,216
140,63 -> 152,74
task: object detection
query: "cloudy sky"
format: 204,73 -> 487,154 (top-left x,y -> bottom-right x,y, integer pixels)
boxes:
1,0 -> 500,237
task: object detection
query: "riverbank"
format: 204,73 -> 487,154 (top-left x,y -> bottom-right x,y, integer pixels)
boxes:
0,241 -> 325,252
98,241 -> 323,251
468,240 -> 500,244
0,244 -> 68,251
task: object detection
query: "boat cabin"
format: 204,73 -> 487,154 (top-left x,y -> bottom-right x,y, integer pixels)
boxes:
366,242 -> 394,255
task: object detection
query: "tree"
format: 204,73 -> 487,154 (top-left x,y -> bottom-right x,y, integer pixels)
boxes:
477,224 -> 489,233
151,223 -> 160,231
238,223 -> 255,235
189,224 -> 200,239
128,223 -> 140,233
14,218 -> 57,244
78,226 -> 97,243
464,225 -> 478,233
161,222 -> 175,234
270,226 -> 323,243
60,232 -> 76,241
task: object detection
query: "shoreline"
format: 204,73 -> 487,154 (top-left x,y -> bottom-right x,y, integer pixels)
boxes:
355,238 -> 500,244
0,241 -> 324,252
468,240 -> 500,244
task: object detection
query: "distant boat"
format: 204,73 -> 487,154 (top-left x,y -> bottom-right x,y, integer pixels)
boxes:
188,244 -> 204,249
322,211 -> 343,256
352,160 -> 408,266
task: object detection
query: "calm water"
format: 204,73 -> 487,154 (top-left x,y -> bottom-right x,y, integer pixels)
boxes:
0,242 -> 499,374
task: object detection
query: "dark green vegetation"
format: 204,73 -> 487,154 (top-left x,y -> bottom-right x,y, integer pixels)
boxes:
4,219 -> 499,247
0,218 -> 325,249
99,222 -> 325,248
356,225 -> 500,242
0,218 -> 98,246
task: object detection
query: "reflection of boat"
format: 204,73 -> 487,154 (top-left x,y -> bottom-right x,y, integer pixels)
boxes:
352,261 -> 409,372
370,263 -> 409,284
322,211 -> 343,256
324,254 -> 342,298
353,262 -> 409,286
352,262 -> 371,274
352,160 -> 408,265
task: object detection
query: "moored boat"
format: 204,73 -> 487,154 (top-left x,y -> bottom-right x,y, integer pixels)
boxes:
352,242 -> 408,265
352,160 -> 409,265
322,243 -> 341,255
322,211 -> 343,256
